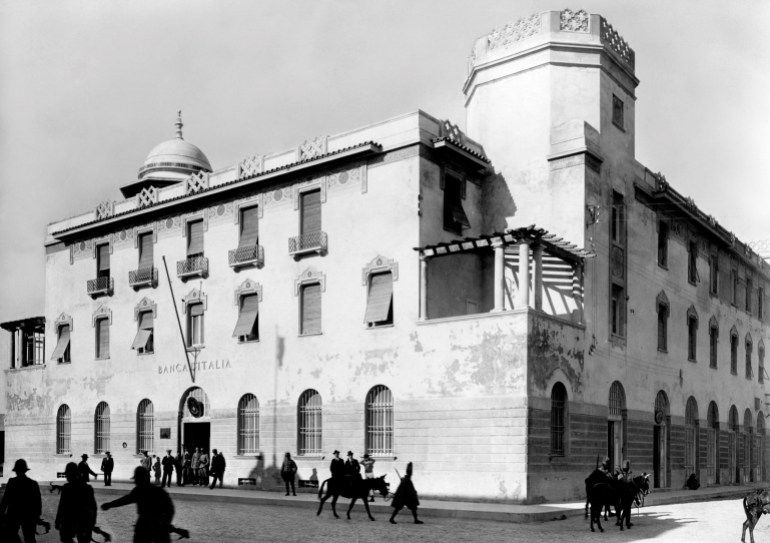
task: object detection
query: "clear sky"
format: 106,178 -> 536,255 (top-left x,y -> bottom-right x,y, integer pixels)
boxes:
0,0 -> 768,323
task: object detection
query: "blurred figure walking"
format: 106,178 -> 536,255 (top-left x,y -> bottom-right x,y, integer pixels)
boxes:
0,459 -> 42,543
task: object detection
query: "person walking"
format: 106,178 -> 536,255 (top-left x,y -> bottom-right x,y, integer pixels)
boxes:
198,449 -> 209,487
78,454 -> 98,482
140,450 -> 152,473
280,452 -> 298,496
152,456 -> 162,485
182,449 -> 192,486
173,451 -> 184,487
161,450 -> 175,488
329,450 -> 344,481
100,452 -> 114,486
361,453 -> 376,501
0,459 -> 42,543
208,449 -> 226,489
345,451 -> 361,479
100,466 -> 176,543
55,462 -> 97,543
389,462 -> 423,525
190,447 -> 201,486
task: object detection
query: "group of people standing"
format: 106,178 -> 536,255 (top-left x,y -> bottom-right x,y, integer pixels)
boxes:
135,447 -> 226,490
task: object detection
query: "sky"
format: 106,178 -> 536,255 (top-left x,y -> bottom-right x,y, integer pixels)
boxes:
0,0 -> 768,324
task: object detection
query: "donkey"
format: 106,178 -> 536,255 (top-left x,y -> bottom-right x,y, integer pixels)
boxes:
317,475 -> 390,521
742,489 -> 770,543
614,473 -> 650,530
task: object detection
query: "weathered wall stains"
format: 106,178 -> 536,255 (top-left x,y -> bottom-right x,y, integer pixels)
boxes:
528,314 -> 586,397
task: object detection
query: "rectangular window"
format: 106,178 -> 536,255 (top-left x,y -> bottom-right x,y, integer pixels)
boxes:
443,174 -> 470,234
746,342 -> 753,379
612,94 -> 624,129
138,232 -> 153,270
709,255 -> 719,295
687,316 -> 697,361
731,334 -> 738,375
760,348 -> 765,384
95,318 -> 109,360
239,206 -> 260,248
732,270 -> 739,305
132,311 -> 154,354
709,325 -> 718,369
233,294 -> 259,342
187,303 -> 204,347
300,283 -> 322,336
688,240 -> 698,284
364,272 -> 394,327
746,278 -> 753,313
187,219 -> 204,256
657,304 -> 668,352
51,324 -> 71,363
610,284 -> 625,337
97,243 -> 110,278
759,288 -> 765,320
657,221 -> 668,268
300,189 -> 322,236
611,192 -> 625,244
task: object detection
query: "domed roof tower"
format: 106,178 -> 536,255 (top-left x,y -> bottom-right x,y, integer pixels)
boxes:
120,111 -> 212,198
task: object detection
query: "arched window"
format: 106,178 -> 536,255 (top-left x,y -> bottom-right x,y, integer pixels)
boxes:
685,397 -> 699,477
136,399 -> 154,454
237,394 -> 259,455
94,402 -> 110,454
551,382 -> 568,456
608,381 -> 626,471
366,385 -> 393,455
745,408 -> 754,482
298,390 -> 322,456
56,404 -> 71,454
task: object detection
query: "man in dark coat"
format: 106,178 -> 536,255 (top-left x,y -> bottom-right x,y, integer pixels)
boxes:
100,451 -> 114,486
280,452 -> 298,496
101,466 -> 175,543
0,459 -> 42,542
78,454 -> 98,482
345,451 -> 361,479
173,451 -> 184,487
56,462 -> 97,543
389,462 -> 423,525
329,450 -> 344,480
208,449 -> 226,489
161,450 -> 175,488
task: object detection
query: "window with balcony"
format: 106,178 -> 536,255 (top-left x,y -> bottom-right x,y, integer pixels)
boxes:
51,324 -> 71,364
88,243 -> 113,296
233,293 -> 259,342
230,205 -> 263,268
95,317 -> 109,360
130,232 -> 156,288
132,311 -> 154,354
187,303 -> 204,347
657,221 -> 668,268
709,254 -> 719,295
443,173 -> 469,234
289,189 -> 327,257
364,272 -> 393,327
8,319 -> 45,368
299,283 -> 322,336
178,218 -> 208,278
688,240 -> 698,285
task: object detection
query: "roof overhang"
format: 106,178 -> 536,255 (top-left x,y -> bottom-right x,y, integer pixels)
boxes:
431,137 -> 490,172
1,316 -> 45,332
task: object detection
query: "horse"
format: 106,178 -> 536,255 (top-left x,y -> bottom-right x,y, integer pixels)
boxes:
613,473 -> 650,530
742,489 -> 770,543
317,475 -> 390,520
584,469 -> 615,523
587,479 -> 617,533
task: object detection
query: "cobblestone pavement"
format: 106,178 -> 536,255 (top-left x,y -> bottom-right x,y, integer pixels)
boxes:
14,492 -> 770,542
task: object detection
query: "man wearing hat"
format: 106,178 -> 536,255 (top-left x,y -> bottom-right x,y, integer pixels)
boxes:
0,458 -> 42,542
361,453 -> 376,501
345,451 -> 361,479
78,453 -> 98,482
329,450 -> 344,481
161,450 -> 175,488
100,451 -> 114,486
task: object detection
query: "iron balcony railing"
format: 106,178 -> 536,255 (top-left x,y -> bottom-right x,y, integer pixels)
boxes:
177,254 -> 209,279
129,267 -> 158,288
288,231 -> 328,257
87,276 -> 114,296
228,244 -> 264,269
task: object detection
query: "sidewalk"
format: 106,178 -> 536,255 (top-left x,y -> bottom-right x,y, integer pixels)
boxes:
80,480 -> 768,523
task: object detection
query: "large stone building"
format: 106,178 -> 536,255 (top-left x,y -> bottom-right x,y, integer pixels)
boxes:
2,9 -> 768,501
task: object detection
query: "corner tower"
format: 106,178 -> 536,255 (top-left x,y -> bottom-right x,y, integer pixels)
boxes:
464,9 -> 638,246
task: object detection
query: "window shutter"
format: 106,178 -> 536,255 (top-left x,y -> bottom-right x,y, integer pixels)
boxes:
239,207 -> 260,248
450,200 -> 471,228
98,244 -> 110,272
139,233 -> 153,269
187,220 -> 204,256
301,283 -> 322,335
232,294 -> 259,337
364,272 -> 393,323
190,303 -> 204,317
138,311 -> 154,330
131,330 -> 152,350
51,325 -> 71,360
300,190 -> 322,236
98,318 -> 109,358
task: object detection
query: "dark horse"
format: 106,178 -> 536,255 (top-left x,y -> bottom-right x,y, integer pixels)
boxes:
586,472 -> 650,532
614,474 -> 650,530
317,476 -> 390,520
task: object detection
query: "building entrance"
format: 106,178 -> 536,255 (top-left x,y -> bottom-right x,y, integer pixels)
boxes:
178,386 -> 211,454
183,422 -> 210,453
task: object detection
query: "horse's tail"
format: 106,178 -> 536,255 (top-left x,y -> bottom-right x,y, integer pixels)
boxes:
318,478 -> 329,500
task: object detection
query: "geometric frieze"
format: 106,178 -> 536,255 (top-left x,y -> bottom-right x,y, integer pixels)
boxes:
600,17 -> 634,69
440,120 -> 464,145
238,154 -> 265,179
560,9 -> 589,32
487,12 -> 541,50
361,255 -> 399,285
298,136 -> 328,162
137,186 -> 158,208
185,171 -> 209,195
95,200 -> 115,220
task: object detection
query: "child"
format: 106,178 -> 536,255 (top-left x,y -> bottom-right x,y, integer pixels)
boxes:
152,456 -> 161,485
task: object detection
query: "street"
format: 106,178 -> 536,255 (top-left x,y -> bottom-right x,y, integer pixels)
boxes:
11,491 -> 766,543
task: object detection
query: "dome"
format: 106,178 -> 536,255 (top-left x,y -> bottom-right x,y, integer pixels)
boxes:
136,111 -> 212,182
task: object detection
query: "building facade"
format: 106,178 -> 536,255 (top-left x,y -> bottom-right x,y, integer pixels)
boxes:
3,9 -> 768,502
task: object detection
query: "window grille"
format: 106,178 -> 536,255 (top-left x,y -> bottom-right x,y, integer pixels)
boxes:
95,402 -> 110,454
56,404 -> 71,454
608,381 -> 625,419
136,399 -> 154,454
298,389 -> 322,456
550,383 -> 567,456
237,394 -> 259,455
366,385 -> 393,455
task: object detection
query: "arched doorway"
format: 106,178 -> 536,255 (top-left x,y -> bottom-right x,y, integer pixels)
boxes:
758,413 -> 765,482
608,382 -> 627,473
685,397 -> 699,480
744,409 -> 753,483
707,401 -> 719,484
729,406 -> 739,484
653,390 -> 670,488
178,387 -> 211,455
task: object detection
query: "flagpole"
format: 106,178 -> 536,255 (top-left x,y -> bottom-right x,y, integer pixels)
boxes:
162,256 -> 195,383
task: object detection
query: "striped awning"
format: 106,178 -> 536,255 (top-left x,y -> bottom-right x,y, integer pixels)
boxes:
50,326 -> 71,360
232,295 -> 259,337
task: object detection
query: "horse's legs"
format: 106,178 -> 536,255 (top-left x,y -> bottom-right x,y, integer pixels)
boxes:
362,496 -> 375,521
584,495 -> 589,519
331,495 -> 340,519
317,492 -> 328,516
346,497 -> 357,520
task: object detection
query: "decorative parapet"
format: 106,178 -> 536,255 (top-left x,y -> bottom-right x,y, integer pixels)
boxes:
185,171 -> 209,195
95,200 -> 115,220
289,231 -> 328,258
177,255 -> 209,279
238,154 -> 264,179
228,244 -> 264,269
600,17 -> 635,69
137,186 -> 158,208
129,267 -> 158,289
560,8 -> 589,32
487,12 -> 542,50
298,136 -> 328,162
440,120 -> 465,145
87,276 -> 114,297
